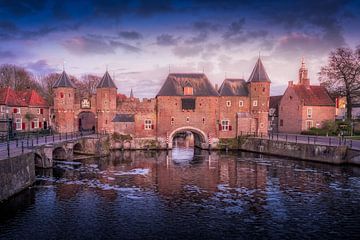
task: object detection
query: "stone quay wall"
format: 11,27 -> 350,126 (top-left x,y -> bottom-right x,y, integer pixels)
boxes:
0,152 -> 35,202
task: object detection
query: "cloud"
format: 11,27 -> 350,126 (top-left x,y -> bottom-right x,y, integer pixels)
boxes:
185,32 -> 208,44
26,59 -> 57,75
0,49 -> 15,58
0,0 -> 47,16
62,36 -> 115,55
156,34 -> 180,46
223,18 -> 245,38
118,31 -> 143,40
172,45 -> 204,58
109,40 -> 141,52
192,21 -> 220,32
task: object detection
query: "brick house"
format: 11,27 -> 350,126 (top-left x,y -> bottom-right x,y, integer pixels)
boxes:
0,87 -> 50,135
53,57 -> 271,148
278,59 -> 335,133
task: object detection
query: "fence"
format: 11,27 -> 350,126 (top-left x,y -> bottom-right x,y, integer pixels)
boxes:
0,131 -> 98,160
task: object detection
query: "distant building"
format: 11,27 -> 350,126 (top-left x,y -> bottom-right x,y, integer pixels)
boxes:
278,59 -> 335,133
0,87 -> 50,136
335,96 -> 360,120
269,95 -> 282,133
53,57 -> 271,148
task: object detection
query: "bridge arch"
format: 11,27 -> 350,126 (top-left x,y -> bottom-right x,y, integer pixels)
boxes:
168,126 -> 208,149
53,146 -> 67,160
73,142 -> 83,153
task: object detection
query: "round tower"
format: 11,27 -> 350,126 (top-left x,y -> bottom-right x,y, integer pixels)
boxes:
53,71 -> 76,133
96,71 -> 117,133
248,57 -> 271,134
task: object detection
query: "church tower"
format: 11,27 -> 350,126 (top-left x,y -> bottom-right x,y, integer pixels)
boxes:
53,70 -> 76,133
96,71 -> 117,133
298,57 -> 310,86
248,57 -> 271,134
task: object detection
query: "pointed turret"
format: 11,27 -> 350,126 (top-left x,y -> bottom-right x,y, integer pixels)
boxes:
53,71 -> 76,88
248,57 -> 271,83
298,57 -> 310,86
130,88 -> 134,98
97,71 -> 117,89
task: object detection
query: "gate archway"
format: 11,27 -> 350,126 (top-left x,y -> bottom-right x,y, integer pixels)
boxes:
78,111 -> 96,132
168,127 -> 208,149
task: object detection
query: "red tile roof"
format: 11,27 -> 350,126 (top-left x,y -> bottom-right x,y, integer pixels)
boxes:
293,85 -> 335,106
17,89 -> 48,107
0,87 -> 27,107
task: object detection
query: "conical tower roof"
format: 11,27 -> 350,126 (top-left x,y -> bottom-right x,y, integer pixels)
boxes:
97,71 -> 117,89
130,88 -> 134,98
53,71 -> 76,88
248,58 -> 271,83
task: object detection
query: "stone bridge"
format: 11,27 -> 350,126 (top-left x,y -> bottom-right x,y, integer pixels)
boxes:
34,135 -> 110,168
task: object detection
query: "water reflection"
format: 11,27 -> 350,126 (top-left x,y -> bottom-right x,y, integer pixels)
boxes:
1,148 -> 360,239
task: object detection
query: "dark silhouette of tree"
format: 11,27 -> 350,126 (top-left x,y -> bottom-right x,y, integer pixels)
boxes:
0,64 -> 41,91
319,47 -> 360,120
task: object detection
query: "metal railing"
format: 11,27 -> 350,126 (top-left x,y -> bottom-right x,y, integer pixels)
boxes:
0,130 -> 101,160
238,131 -> 356,150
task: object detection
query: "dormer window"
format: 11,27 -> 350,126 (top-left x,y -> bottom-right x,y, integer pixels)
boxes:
184,86 -> 193,95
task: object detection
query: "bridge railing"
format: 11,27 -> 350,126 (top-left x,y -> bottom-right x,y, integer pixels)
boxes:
0,131 -> 102,160
238,131 -> 355,150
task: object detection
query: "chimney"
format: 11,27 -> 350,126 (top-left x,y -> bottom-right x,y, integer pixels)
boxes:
288,81 -> 293,86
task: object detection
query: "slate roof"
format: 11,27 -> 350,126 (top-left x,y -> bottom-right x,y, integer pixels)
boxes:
293,85 -> 335,106
218,79 -> 249,96
97,71 -> 117,89
17,89 -> 48,107
270,95 -> 282,109
112,114 -> 135,122
156,73 -> 219,96
53,71 -> 76,88
248,58 -> 271,83
0,87 -> 27,107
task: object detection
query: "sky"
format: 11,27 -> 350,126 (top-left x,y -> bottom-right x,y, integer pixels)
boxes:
0,0 -> 360,98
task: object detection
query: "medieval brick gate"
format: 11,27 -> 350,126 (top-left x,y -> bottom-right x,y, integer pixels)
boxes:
167,126 -> 209,149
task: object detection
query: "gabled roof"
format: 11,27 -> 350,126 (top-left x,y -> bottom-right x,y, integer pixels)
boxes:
218,79 -> 248,96
17,89 -> 48,107
112,114 -> 135,122
156,73 -> 219,96
248,58 -> 271,83
97,71 -> 117,89
53,71 -> 76,88
292,85 -> 335,106
270,95 -> 282,109
0,87 -> 27,107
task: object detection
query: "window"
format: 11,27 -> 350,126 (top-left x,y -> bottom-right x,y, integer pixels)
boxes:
144,119 -> 152,130
33,118 -> 39,129
181,98 -> 196,110
280,119 -> 283,126
171,117 -> 174,125
60,92 -> 64,98
307,108 -> 312,118
306,120 -> 313,129
253,100 -> 258,107
226,100 -> 231,107
184,86 -> 193,95
0,106 -> 6,112
263,87 -> 266,92
15,118 -> 22,130
289,96 -> 293,100
202,117 -> 205,124
37,108 -> 41,114
13,108 -> 20,114
186,117 -> 190,123
221,120 -> 230,131
239,100 -> 244,107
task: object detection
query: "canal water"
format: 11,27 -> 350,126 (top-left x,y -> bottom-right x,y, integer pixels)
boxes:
1,148 -> 360,239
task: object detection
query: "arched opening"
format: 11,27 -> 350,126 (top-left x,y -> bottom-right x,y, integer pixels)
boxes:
53,147 -> 67,160
73,143 -> 83,154
169,127 -> 207,149
34,153 -> 43,167
78,111 -> 96,133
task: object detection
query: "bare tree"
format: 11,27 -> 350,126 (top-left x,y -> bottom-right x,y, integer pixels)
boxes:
75,74 -> 101,98
0,64 -> 41,91
38,73 -> 61,106
319,47 -> 360,120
